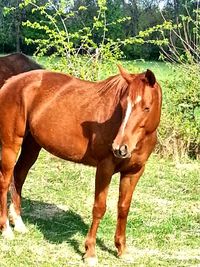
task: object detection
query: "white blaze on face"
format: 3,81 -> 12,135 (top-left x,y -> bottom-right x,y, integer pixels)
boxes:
121,96 -> 133,137
135,95 -> 142,104
114,94 -> 143,147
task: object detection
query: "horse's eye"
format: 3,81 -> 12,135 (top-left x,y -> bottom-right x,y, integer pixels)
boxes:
144,107 -> 150,112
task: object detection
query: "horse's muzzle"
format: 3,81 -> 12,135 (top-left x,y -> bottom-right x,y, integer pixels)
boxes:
112,144 -> 131,159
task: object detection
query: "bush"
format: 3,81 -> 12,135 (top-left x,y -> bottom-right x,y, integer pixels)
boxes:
158,64 -> 200,159
123,43 -> 160,60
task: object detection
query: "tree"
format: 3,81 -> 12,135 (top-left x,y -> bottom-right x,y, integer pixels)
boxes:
14,0 -> 22,52
0,0 -> 25,52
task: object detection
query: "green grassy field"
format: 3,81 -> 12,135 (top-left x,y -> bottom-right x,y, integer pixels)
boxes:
1,151 -> 199,267
36,55 -> 174,83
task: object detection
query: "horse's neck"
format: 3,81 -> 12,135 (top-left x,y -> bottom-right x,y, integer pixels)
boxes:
90,80 -> 125,121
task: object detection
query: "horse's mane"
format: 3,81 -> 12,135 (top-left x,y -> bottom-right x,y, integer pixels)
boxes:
96,74 -> 128,96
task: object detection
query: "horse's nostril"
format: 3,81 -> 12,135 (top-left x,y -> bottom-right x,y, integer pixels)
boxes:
119,144 -> 128,157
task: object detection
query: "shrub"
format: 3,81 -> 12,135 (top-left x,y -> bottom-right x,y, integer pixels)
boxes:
158,64 -> 200,159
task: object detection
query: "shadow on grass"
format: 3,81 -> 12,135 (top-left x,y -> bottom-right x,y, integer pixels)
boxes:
22,197 -> 116,257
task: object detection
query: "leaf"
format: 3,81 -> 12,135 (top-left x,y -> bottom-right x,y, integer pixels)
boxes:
194,107 -> 200,125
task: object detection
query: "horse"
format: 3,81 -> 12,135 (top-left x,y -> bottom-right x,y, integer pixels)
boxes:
0,65 -> 162,266
0,52 -> 43,88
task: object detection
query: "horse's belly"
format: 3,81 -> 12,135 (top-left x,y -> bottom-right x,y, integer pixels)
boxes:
29,119 -> 97,165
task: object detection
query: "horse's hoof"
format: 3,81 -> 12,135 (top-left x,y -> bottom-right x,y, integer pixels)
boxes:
9,203 -> 28,234
84,256 -> 98,267
14,216 -> 28,234
119,251 -> 134,263
2,222 -> 15,240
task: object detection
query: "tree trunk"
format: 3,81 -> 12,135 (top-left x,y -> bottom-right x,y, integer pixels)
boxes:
129,0 -> 139,36
15,0 -> 21,52
174,0 -> 181,19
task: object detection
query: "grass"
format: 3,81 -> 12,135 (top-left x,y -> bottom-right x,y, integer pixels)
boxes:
36,54 -> 174,84
1,151 -> 199,266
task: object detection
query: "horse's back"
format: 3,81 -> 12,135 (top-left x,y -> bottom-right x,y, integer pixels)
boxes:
0,53 -> 43,88
0,69 -> 92,106
0,53 -> 42,71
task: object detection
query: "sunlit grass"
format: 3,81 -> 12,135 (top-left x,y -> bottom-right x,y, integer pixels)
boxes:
36,55 -> 173,84
1,151 -> 199,266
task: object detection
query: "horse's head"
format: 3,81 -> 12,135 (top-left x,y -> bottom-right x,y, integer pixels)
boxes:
112,65 -> 162,159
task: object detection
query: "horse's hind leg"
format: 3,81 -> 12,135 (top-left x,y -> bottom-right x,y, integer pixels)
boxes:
9,132 -> 41,233
0,139 -> 23,239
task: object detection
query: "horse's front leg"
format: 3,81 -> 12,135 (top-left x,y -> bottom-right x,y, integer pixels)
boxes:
115,167 -> 145,257
84,157 -> 115,266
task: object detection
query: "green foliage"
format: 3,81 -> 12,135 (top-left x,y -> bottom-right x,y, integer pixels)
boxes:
18,0 -> 167,79
141,2 -> 200,159
159,5 -> 200,64
20,0 -> 128,79
158,64 -> 200,159
0,0 -> 18,51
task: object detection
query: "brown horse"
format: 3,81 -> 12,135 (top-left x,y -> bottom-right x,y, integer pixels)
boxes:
0,52 -> 43,88
0,66 -> 161,266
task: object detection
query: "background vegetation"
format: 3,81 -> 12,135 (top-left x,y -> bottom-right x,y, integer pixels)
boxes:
0,0 -> 198,60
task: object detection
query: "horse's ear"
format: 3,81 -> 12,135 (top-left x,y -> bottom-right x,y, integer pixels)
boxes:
145,69 -> 156,87
117,64 -> 133,84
